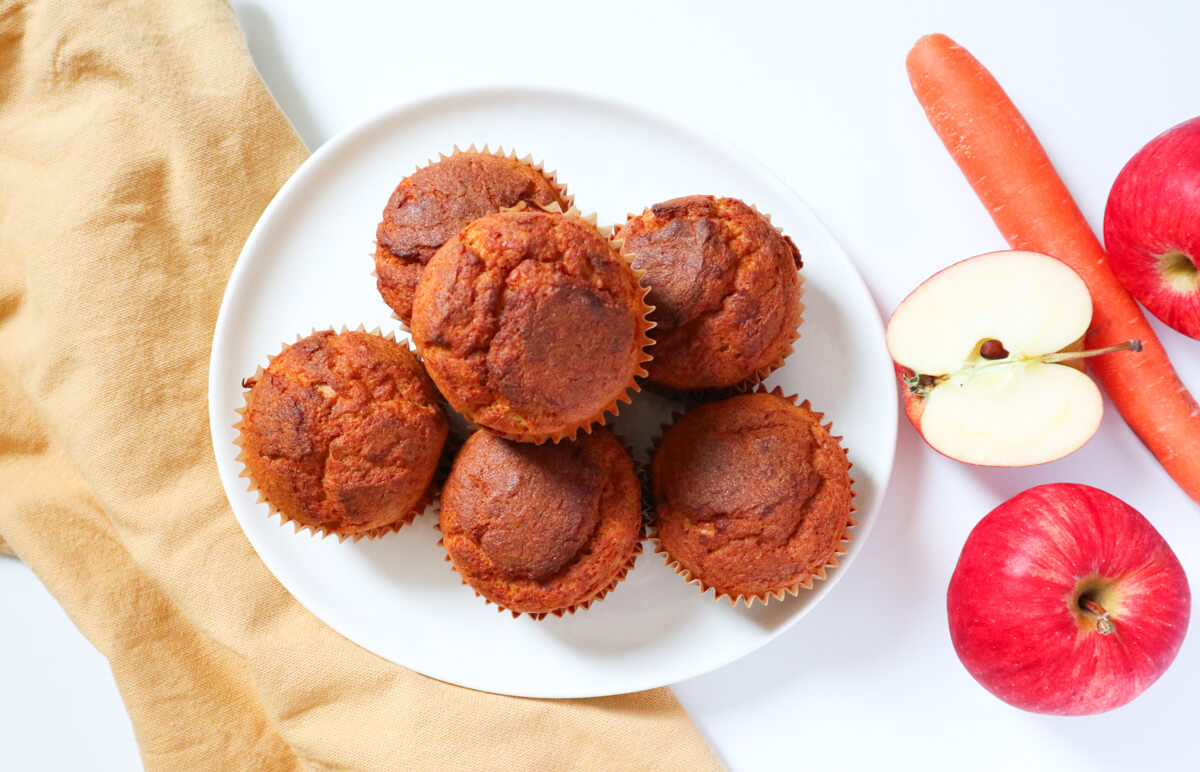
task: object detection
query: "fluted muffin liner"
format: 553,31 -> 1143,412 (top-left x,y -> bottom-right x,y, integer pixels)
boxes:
373,144 -> 575,332
457,205 -> 657,446
635,408 -> 685,532
233,325 -> 444,543
438,524 -> 645,621
647,386 -> 856,607
552,206 -> 656,443
745,206 -> 806,389
621,201 -> 804,402
434,429 -> 646,620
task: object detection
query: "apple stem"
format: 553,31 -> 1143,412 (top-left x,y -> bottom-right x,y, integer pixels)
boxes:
1081,598 -> 1116,636
1040,340 -> 1143,365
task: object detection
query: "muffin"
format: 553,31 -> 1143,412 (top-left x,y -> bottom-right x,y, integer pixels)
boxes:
651,390 -> 853,604
618,195 -> 803,392
439,428 -> 643,617
412,209 -> 653,443
236,329 -> 448,540
374,149 -> 571,323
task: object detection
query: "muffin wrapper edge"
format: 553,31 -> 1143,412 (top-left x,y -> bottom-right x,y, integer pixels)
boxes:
466,206 -> 658,446
648,385 -> 857,607
233,325 -> 445,542
433,430 -> 646,620
372,144 -> 575,333
620,200 -> 805,401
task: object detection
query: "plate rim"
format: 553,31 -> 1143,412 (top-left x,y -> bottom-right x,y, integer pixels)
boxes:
207,84 -> 898,698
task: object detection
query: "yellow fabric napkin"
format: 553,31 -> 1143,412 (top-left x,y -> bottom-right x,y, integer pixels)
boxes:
0,0 -> 722,768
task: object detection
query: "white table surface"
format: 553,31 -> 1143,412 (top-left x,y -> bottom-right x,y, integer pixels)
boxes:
4,1 -> 1199,769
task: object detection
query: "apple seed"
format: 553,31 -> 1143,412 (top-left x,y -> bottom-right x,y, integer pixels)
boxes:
979,339 -> 1008,360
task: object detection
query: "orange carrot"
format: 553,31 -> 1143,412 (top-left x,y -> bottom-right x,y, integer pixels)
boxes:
906,33 -> 1200,505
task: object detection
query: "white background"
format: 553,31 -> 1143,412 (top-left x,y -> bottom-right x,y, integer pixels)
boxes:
3,0 -> 1199,769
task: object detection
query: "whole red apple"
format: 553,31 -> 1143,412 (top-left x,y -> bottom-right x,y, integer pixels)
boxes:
1104,116 -> 1200,340
947,483 -> 1189,715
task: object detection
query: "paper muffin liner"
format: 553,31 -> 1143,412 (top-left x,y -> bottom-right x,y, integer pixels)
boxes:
373,144 -> 575,332
636,410 -> 686,533
440,534 -> 644,621
647,386 -> 856,607
739,206 -> 805,388
233,324 -> 445,543
620,200 -> 804,401
464,205 -> 657,446
433,432 -> 646,620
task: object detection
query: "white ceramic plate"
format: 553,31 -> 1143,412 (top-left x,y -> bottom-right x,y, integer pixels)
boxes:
209,87 -> 896,698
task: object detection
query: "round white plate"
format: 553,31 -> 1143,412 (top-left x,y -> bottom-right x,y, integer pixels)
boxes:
209,87 -> 897,698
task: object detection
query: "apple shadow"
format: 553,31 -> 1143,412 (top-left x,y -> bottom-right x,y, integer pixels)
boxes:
1022,636 -> 1200,770
966,389 -> 1175,518
235,2 -> 325,150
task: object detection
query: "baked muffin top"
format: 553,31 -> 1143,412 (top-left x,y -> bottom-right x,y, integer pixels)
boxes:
439,427 -> 643,616
651,391 -> 852,601
239,330 -> 448,539
412,210 -> 651,442
619,195 -> 802,391
375,151 -> 570,323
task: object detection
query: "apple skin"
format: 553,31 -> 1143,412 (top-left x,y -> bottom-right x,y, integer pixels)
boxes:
894,361 -> 925,424
947,483 -> 1190,715
1104,116 -> 1200,340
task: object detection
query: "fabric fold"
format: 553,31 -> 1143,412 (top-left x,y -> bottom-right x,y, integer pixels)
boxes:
0,0 -> 721,768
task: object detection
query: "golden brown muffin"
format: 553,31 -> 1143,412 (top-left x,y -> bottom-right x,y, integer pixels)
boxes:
374,151 -> 571,323
618,195 -> 803,392
236,330 -> 448,540
439,428 -> 643,617
412,210 -> 652,443
651,390 -> 853,603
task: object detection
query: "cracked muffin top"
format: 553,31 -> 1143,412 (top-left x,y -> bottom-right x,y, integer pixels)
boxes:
439,427 -> 642,617
618,195 -> 803,392
374,152 -> 570,324
651,391 -> 853,602
238,330 -> 448,539
411,210 -> 652,443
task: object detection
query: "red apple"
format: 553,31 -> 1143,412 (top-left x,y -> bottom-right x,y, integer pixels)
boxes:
1104,116 -> 1200,340
948,483 -> 1190,715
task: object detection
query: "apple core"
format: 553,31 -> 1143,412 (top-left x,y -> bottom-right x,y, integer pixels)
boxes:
1070,579 -> 1120,636
1158,249 -> 1198,293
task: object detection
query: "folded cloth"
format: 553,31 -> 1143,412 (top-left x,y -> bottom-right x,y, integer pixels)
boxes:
0,0 -> 722,768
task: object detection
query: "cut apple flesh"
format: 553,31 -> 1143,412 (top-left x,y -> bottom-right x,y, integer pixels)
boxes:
887,251 -> 1094,374
887,250 -> 1105,467
920,362 -> 1103,466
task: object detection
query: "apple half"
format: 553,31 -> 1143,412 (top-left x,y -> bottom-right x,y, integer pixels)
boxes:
887,250 -> 1138,467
